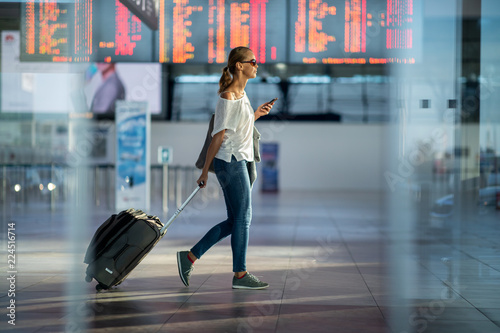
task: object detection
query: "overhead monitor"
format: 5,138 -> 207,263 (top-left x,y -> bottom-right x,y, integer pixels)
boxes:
2,30 -> 162,116
289,0 -> 420,64
83,62 -> 162,117
19,0 -> 419,65
119,0 -> 159,31
20,0 -> 155,62
158,0 -> 287,64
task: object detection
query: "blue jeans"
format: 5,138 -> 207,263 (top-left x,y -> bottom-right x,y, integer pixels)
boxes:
191,156 -> 252,272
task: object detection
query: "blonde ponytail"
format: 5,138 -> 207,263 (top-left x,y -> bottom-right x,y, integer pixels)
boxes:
218,46 -> 252,95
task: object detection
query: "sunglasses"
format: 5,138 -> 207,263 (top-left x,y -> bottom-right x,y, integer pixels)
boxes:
240,59 -> 257,67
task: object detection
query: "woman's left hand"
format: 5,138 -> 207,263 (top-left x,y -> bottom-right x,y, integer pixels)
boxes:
255,102 -> 274,120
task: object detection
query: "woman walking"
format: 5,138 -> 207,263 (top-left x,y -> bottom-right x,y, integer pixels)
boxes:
177,46 -> 274,290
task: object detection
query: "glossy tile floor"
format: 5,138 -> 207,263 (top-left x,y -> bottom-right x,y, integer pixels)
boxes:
1,189 -> 499,332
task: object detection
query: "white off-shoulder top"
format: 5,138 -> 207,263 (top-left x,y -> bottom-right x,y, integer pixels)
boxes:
212,92 -> 255,163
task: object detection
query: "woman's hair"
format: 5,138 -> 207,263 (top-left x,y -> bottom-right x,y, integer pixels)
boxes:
218,46 -> 252,94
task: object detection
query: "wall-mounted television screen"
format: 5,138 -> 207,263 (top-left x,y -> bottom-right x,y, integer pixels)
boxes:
2,31 -> 162,116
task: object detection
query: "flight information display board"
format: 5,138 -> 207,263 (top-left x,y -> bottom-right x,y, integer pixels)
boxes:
158,0 -> 287,64
20,0 -> 154,62
119,0 -> 159,30
290,0 -> 418,64
20,0 -> 419,65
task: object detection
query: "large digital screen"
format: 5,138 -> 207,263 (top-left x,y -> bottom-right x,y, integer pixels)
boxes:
83,63 -> 162,116
290,0 -> 419,64
20,0 -> 420,65
158,0 -> 287,64
158,0 -> 419,64
119,0 -> 159,30
2,31 -> 161,116
20,0 -> 155,62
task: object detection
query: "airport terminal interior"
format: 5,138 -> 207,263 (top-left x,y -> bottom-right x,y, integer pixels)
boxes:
1,0 -> 500,332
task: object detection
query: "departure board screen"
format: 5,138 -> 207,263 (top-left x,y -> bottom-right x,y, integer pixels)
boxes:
290,0 -> 418,64
20,0 -> 154,62
158,0 -> 287,64
20,0 -> 419,65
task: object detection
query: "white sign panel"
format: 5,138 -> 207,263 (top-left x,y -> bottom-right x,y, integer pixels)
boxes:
157,146 -> 173,164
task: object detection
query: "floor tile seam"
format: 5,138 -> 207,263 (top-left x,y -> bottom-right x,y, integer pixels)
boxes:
155,255 -> 236,332
460,224 -> 500,242
273,215 -> 301,333
448,243 -> 500,275
416,239 -> 500,284
2,274 -> 61,297
328,214 -> 389,325
415,259 -> 500,325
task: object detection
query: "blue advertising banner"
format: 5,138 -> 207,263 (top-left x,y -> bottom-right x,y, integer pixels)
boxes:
260,142 -> 279,192
115,101 -> 150,211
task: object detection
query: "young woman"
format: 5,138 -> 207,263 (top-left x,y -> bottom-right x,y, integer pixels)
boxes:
177,47 -> 274,290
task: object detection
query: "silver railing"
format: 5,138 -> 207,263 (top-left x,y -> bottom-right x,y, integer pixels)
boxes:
0,164 -> 218,213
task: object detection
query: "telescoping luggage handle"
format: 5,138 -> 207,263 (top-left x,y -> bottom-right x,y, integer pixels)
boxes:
160,182 -> 203,236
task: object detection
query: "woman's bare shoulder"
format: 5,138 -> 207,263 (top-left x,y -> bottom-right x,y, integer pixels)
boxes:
220,91 -> 236,100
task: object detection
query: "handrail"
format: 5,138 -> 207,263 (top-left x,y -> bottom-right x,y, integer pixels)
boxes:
0,164 -> 204,213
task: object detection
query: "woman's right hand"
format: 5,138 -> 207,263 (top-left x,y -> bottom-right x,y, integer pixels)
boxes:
197,172 -> 208,188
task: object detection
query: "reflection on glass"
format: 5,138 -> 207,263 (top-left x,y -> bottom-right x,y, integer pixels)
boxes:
387,1 -> 500,332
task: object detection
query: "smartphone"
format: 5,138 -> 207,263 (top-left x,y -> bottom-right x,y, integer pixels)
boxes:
268,97 -> 278,104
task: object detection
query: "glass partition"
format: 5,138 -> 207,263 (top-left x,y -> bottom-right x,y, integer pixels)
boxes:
387,0 -> 500,331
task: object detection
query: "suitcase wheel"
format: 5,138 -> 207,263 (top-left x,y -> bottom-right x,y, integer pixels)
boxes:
85,275 -> 93,283
95,283 -> 106,292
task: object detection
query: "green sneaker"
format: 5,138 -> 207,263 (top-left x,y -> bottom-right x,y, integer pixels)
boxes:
177,251 -> 194,287
232,273 -> 269,290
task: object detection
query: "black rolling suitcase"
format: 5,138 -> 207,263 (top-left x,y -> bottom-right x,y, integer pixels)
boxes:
84,184 -> 202,291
